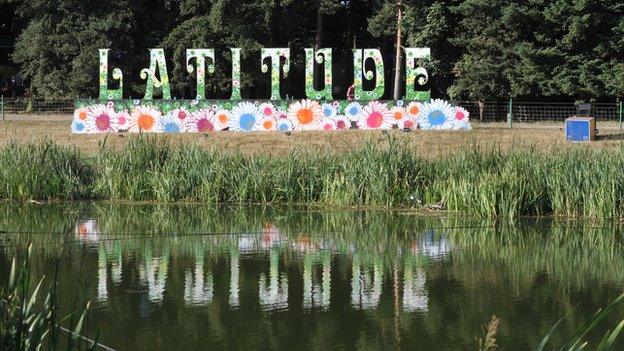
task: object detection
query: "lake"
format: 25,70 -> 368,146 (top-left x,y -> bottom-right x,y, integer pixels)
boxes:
0,203 -> 622,350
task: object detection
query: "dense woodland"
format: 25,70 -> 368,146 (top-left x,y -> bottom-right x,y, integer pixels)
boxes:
0,0 -> 623,102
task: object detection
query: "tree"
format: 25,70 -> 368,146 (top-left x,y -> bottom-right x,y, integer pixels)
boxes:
11,0 -> 135,98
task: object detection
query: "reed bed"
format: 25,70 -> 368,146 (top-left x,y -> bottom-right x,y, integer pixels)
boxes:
1,137 -> 624,219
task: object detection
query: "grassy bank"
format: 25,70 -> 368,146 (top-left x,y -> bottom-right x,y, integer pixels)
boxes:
1,137 -> 624,219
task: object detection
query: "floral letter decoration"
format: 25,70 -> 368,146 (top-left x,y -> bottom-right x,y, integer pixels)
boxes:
405,48 -> 431,101
186,49 -> 215,100
76,47 -> 471,133
353,49 -> 385,101
261,48 -> 290,100
140,49 -> 171,100
229,48 -> 242,100
304,48 -> 333,100
98,49 -> 123,100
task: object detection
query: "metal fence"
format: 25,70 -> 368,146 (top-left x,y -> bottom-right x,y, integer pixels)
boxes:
455,101 -> 623,123
0,97 -> 622,124
0,97 -> 74,115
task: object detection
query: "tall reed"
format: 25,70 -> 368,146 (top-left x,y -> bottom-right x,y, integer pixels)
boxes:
2,137 -> 624,219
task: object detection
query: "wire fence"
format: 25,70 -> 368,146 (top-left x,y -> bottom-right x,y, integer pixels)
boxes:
0,97 -> 622,124
455,101 -> 623,123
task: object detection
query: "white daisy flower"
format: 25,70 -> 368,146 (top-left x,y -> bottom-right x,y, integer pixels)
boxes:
73,107 -> 89,123
230,101 -> 261,132
356,101 -> 392,130
259,102 -> 277,118
161,113 -> 185,133
389,106 -> 408,125
320,118 -> 337,131
187,108 -> 217,133
129,106 -> 163,133
213,109 -> 231,131
401,119 -> 417,130
406,101 -> 422,119
71,119 -> 87,134
417,99 -> 455,130
86,104 -> 118,133
334,115 -> 351,130
453,106 -> 471,130
276,119 -> 293,132
258,116 -> 277,131
116,110 -> 130,131
321,103 -> 337,119
170,107 -> 191,123
288,99 -> 322,131
345,102 -> 363,122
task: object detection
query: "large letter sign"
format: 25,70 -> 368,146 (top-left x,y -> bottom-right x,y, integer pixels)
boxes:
261,48 -> 290,100
186,49 -> 215,100
405,48 -> 431,101
98,49 -> 123,100
305,48 -> 333,100
141,49 -> 171,100
73,46 -> 471,134
353,49 -> 385,101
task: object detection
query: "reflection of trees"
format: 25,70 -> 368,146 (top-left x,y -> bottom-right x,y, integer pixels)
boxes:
184,250 -> 213,305
303,251 -> 331,310
258,249 -> 288,311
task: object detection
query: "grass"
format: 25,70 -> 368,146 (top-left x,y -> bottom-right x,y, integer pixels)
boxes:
0,244 -> 96,351
2,136 -> 624,219
4,115 -> 624,156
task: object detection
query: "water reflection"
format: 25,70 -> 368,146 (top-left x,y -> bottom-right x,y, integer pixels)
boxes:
139,253 -> 169,303
79,217 -> 443,313
302,252 -> 331,310
2,203 -> 624,350
184,251 -> 213,305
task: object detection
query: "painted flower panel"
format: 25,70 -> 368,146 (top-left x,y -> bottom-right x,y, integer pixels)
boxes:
86,104 -> 118,133
276,119 -> 293,132
417,99 -> 454,130
334,116 -> 351,130
230,102 -> 261,131
129,106 -> 163,133
345,102 -> 362,122
187,109 -> 217,133
453,106 -> 471,130
288,99 -> 322,131
357,101 -> 392,130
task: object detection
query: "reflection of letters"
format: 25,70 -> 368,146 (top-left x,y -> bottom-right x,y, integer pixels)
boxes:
97,246 -> 122,302
184,253 -> 213,305
98,248 -> 108,302
259,250 -> 288,310
139,254 -> 169,303
229,249 -> 240,308
403,267 -> 428,312
351,258 -> 383,310
303,253 -> 331,310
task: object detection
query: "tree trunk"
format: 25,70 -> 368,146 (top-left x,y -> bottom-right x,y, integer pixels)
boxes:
314,0 -> 324,91
393,0 -> 403,101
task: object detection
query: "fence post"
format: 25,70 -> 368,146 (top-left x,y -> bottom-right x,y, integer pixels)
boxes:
507,98 -> 513,129
620,100 -> 624,130
1,95 -> 4,121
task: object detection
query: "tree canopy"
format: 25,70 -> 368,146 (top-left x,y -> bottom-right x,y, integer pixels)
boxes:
1,0 -> 622,101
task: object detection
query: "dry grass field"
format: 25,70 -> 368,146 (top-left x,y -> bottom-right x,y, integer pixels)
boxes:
1,113 -> 624,156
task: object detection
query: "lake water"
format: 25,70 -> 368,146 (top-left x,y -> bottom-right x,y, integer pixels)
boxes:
0,203 -> 623,350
